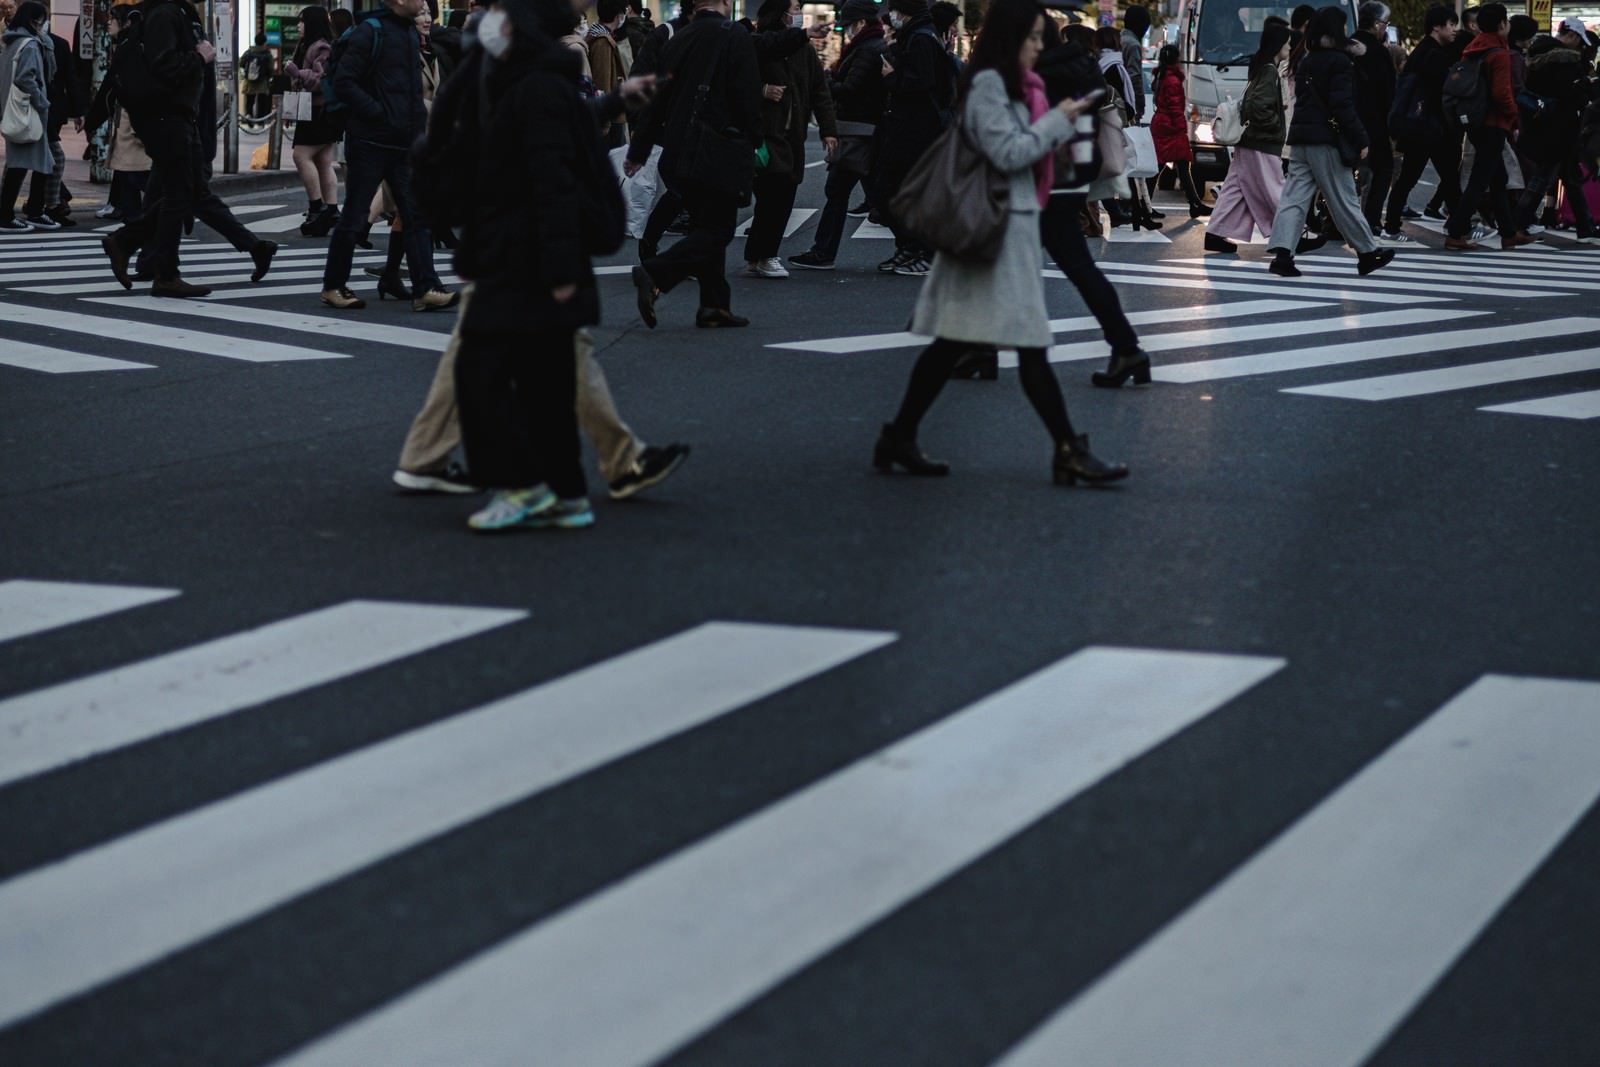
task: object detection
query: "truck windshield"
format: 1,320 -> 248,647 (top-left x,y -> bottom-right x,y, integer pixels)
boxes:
1196,2 -> 1350,63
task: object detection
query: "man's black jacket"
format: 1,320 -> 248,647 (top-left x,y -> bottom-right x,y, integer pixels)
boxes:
333,8 -> 428,149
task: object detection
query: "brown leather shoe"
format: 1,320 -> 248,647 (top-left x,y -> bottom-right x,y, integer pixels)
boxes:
1443,237 -> 1483,251
1501,231 -> 1538,250
695,308 -> 750,328
151,276 -> 213,298
102,235 -> 132,290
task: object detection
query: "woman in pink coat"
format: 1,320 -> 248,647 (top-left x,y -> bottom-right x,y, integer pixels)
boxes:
1149,45 -> 1211,216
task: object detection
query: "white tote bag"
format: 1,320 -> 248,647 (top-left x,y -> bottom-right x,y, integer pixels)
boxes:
1123,124 -> 1159,179
282,90 -> 315,122
1,40 -> 43,144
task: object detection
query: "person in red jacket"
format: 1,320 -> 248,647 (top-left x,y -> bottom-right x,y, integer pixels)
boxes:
1444,2 -> 1537,250
1149,45 -> 1211,216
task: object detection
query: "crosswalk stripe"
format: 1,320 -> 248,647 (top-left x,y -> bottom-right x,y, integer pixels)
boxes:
89,296 -> 453,350
991,673 -> 1600,1067
0,257 -> 386,285
251,211 -> 321,233
0,300 -> 351,362
18,268 -> 342,297
1479,388 -> 1600,419
1376,249 -> 1600,273
1032,308 -> 1481,365
1100,225 -> 1170,244
734,208 -> 817,239
0,621 -> 892,1031
0,601 -> 525,790
0,246 -> 372,274
1089,271 -> 1446,305
850,219 -> 895,239
1174,255 -> 1600,289
1284,347 -> 1600,400
768,299 -> 1324,354
1107,261 -> 1562,299
0,580 -> 177,644
0,340 -> 155,373
274,647 -> 1284,1067
1156,317 -> 1596,384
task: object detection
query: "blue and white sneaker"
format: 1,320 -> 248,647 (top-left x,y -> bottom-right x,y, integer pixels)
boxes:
523,497 -> 595,530
467,486 -> 555,531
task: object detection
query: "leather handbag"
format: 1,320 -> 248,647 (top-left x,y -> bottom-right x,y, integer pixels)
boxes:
2,40 -> 43,145
832,119 -> 876,176
678,24 -> 756,202
889,116 -> 1009,263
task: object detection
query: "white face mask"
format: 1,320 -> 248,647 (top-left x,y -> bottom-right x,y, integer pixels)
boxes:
479,9 -> 511,57
886,11 -> 903,29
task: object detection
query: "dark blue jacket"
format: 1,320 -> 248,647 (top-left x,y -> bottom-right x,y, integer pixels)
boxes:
332,9 -> 427,148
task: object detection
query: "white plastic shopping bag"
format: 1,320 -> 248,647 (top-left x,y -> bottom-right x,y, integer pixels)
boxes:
610,143 -> 664,240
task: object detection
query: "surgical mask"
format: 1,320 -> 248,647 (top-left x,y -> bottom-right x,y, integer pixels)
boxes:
887,11 -> 903,29
479,9 -> 511,58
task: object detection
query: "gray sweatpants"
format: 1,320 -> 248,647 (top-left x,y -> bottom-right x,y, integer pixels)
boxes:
1267,142 -> 1378,256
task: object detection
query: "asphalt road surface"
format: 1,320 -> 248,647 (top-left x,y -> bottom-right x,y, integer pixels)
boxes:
2,153 -> 1599,1067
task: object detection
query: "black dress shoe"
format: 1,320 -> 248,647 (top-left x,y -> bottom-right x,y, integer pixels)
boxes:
873,424 -> 950,476
102,235 -> 133,290
151,275 -> 213,298
632,265 -> 658,328
250,240 -> 277,283
1356,248 -> 1395,275
375,271 -> 410,301
949,348 -> 999,380
695,307 -> 749,328
1052,434 -> 1128,486
1203,233 -> 1238,254
1268,252 -> 1302,278
1091,348 -> 1152,388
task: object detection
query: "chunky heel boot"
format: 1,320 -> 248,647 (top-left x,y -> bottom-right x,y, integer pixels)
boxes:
1203,233 -> 1237,254
375,272 -> 409,301
873,424 -> 950,476
949,348 -> 999,380
1091,349 -> 1152,388
1052,434 -> 1128,487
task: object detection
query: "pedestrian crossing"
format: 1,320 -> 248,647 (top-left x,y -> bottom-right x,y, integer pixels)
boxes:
1,577 -> 1596,1065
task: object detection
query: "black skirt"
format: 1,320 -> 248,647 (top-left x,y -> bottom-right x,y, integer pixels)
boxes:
292,109 -> 342,148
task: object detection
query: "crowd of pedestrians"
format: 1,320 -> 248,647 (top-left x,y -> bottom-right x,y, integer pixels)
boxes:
6,0 -> 1600,532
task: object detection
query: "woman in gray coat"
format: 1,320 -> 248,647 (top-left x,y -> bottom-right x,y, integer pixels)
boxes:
874,0 -> 1127,487
0,1 -> 54,232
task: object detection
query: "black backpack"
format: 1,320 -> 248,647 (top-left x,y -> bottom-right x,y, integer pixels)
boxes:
1441,49 -> 1499,129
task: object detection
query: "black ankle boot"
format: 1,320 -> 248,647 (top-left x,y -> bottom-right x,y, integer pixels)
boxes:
1052,435 -> 1128,486
1203,233 -> 1237,254
1269,250 -> 1302,278
949,348 -> 999,381
1189,201 -> 1213,218
873,424 -> 950,476
1091,348 -> 1151,388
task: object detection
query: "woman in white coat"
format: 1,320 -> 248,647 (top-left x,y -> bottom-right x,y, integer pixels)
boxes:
0,2 -> 54,233
874,0 -> 1127,487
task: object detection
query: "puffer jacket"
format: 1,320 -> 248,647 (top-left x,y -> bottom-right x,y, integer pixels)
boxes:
1289,39 -> 1367,150
1238,59 -> 1286,154
829,22 -> 886,124
756,31 -> 837,181
1522,41 -> 1590,163
331,8 -> 428,148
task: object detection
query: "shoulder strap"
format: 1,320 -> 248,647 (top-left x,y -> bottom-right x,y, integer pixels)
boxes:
689,22 -> 736,124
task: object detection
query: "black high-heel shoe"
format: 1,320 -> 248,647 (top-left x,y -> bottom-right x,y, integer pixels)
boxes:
949,348 -> 999,381
375,272 -> 410,302
1134,204 -> 1163,231
1189,202 -> 1213,218
1091,349 -> 1152,388
1052,434 -> 1128,486
873,424 -> 950,476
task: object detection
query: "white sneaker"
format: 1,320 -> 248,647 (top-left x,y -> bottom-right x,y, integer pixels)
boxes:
23,214 -> 60,230
1525,224 -> 1547,235
94,203 -> 120,219
750,257 -> 790,279
1377,232 -> 1413,247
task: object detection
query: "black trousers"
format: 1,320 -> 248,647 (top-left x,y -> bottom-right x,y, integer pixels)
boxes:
1448,127 -> 1515,238
743,171 -> 797,262
891,338 -> 1079,445
1516,156 -> 1594,233
1040,194 -> 1140,355
641,187 -> 683,253
118,116 -> 262,279
1357,144 -> 1394,232
640,186 -> 737,310
454,324 -> 586,499
1386,132 -> 1461,232
0,167 -> 26,222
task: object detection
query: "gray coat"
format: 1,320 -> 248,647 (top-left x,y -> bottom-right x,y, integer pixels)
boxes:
910,70 -> 1072,350
1,26 -> 54,172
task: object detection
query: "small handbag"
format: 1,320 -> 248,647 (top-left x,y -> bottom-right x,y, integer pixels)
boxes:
1094,99 -> 1128,180
2,40 -> 43,145
832,119 -> 876,176
888,115 -> 1009,263
282,90 -> 315,122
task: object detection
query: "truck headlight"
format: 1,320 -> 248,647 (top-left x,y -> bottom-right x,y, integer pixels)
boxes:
1194,122 -> 1214,143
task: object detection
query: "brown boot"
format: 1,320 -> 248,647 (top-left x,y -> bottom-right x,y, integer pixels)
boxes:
1500,231 -> 1538,250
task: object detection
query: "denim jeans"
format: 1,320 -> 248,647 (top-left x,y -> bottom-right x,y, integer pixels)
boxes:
323,139 -> 438,292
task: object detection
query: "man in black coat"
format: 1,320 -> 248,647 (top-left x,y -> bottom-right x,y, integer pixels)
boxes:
626,0 -> 762,328
872,0 -> 956,275
1351,0 -> 1397,239
320,0 -> 454,311
20,16 -> 84,228
1383,3 -> 1460,236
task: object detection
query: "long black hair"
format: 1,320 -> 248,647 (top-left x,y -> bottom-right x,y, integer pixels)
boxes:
962,0 -> 1044,100
10,1 -> 47,33
755,0 -> 788,34
1251,21 -> 1291,73
294,5 -> 332,64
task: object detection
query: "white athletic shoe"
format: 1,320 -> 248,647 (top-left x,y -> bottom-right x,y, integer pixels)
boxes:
1525,224 -> 1547,235
748,257 -> 790,279
1376,232 -> 1414,247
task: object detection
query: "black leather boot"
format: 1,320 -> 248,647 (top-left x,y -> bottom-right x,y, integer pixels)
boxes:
873,424 -> 950,476
1052,435 -> 1129,486
1091,348 -> 1152,388
1269,250 -> 1302,277
1203,232 -> 1237,254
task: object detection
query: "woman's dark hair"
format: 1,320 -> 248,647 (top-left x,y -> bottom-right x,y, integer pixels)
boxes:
1308,4 -> 1349,47
294,4 -> 332,63
330,7 -> 353,34
755,0 -> 788,33
11,1 -> 47,31
1156,42 -> 1178,73
961,0 -> 1044,100
1290,3 -> 1316,29
1251,21 -> 1290,72
1094,25 -> 1120,51
1040,14 -> 1061,49
1062,21 -> 1095,50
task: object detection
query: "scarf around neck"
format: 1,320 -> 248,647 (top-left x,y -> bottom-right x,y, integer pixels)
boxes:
1023,69 -> 1052,206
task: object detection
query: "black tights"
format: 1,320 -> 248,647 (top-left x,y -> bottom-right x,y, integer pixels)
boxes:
1152,161 -> 1206,207
0,168 -> 27,222
891,338 -> 1078,444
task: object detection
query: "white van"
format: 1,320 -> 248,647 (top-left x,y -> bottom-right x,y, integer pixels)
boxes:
1172,0 -> 1359,181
